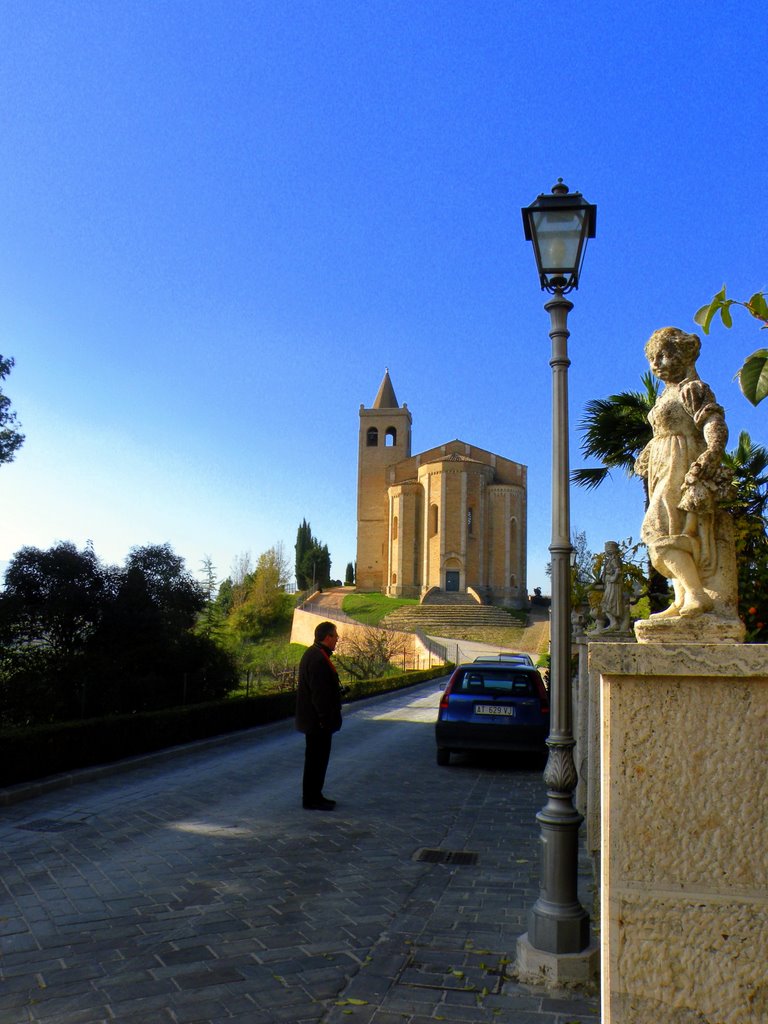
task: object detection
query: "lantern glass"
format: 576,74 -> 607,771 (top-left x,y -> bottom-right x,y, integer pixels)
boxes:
530,208 -> 588,275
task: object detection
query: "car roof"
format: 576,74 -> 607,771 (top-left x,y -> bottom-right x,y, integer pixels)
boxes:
472,653 -> 533,662
457,661 -> 538,673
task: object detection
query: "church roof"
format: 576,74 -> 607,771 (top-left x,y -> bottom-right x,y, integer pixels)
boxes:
372,368 -> 399,409
421,450 -> 479,466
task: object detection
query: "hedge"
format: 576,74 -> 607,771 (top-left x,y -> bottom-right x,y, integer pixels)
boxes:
0,665 -> 450,789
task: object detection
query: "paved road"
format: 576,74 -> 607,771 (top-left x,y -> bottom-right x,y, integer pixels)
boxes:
0,681 -> 598,1024
426,637 -> 535,665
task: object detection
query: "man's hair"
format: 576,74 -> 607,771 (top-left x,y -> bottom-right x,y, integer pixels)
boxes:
314,621 -> 337,643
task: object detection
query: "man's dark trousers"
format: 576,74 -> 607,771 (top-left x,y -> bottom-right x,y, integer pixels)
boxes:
303,730 -> 333,805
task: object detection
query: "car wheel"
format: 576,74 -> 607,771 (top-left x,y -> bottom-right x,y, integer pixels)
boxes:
436,748 -> 451,766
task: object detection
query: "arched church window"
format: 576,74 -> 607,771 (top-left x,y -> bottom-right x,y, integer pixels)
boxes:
509,518 -> 518,569
385,427 -> 397,447
429,503 -> 439,537
392,515 -> 398,540
367,427 -> 379,447
467,507 -> 474,535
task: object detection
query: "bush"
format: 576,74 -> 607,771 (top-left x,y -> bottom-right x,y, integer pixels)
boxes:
0,693 -> 295,788
343,664 -> 449,702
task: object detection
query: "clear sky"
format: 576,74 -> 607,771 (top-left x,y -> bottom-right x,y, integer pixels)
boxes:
1,0 -> 766,592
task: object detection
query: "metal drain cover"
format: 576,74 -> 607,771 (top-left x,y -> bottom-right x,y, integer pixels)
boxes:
413,847 -> 478,866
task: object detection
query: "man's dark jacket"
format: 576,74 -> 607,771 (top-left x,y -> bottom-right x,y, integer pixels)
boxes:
295,642 -> 343,734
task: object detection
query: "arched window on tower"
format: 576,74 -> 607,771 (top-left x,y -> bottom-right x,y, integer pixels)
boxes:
385,427 -> 397,447
392,515 -> 398,540
367,427 -> 379,447
429,503 -> 439,537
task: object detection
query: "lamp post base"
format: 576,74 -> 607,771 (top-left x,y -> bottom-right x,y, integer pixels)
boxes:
526,781 -> 591,954
528,899 -> 591,954
516,932 -> 599,989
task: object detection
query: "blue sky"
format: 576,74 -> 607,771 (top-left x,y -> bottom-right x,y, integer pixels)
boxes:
1,0 -> 766,592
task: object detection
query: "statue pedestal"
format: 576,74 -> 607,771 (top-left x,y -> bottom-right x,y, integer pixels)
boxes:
590,642 -> 768,1024
634,612 -> 745,644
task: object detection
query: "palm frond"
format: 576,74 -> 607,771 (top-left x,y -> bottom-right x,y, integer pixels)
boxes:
573,374 -> 658,491
571,467 -> 611,491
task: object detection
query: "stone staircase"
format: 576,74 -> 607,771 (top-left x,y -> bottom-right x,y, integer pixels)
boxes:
380,603 -> 520,634
421,590 -> 481,606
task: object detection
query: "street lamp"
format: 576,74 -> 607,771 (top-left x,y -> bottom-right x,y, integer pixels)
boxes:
520,180 -> 596,958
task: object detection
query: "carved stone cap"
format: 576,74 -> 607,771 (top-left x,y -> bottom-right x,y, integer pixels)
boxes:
589,641 -> 768,679
634,613 -> 745,645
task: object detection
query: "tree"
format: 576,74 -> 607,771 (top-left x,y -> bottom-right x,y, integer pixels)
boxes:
0,542 -> 110,659
295,520 -> 312,588
294,520 -> 331,590
570,530 -> 596,610
334,626 -> 409,680
229,551 -> 253,588
196,557 -> 227,641
0,542 -> 115,722
200,556 -> 218,602
695,288 -> 768,406
299,543 -> 330,590
0,541 -> 236,724
213,577 -> 234,618
345,561 -> 355,586
0,355 -> 24,466
723,431 -> 768,641
84,542 -> 233,714
123,543 -> 205,632
227,544 -> 293,640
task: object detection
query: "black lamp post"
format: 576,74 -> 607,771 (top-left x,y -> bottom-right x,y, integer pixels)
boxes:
521,179 -> 596,955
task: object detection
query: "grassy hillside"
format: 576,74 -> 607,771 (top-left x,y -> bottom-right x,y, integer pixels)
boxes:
341,593 -> 419,625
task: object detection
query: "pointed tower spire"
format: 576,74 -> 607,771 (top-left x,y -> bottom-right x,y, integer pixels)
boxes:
373,368 -> 399,409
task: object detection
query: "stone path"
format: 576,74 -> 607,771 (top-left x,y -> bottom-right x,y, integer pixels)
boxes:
0,681 -> 598,1023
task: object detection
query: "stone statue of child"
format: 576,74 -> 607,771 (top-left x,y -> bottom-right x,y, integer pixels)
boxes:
597,540 -> 630,632
634,327 -> 743,640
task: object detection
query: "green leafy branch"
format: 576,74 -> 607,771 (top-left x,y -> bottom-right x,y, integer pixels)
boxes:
694,287 -> 768,406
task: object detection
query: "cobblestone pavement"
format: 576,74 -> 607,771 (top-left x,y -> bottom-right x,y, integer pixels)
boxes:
0,681 -> 599,1024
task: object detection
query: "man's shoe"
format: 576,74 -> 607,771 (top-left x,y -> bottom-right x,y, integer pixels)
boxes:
303,797 -> 336,811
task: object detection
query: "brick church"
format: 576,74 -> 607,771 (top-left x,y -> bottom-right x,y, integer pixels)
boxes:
355,370 -> 527,608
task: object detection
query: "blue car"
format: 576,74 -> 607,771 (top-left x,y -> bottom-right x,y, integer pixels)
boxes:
435,663 -> 550,766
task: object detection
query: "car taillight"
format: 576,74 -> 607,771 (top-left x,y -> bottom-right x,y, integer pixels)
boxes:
439,677 -> 456,710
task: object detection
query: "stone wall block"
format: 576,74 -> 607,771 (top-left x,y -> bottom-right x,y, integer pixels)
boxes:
592,642 -> 768,1024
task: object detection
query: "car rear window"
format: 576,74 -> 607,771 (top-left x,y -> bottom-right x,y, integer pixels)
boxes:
456,671 -> 538,697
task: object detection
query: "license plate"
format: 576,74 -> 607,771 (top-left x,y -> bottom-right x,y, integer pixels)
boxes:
476,704 -> 515,717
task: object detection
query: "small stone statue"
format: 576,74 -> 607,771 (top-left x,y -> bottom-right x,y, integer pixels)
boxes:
596,541 -> 630,633
634,327 -> 743,642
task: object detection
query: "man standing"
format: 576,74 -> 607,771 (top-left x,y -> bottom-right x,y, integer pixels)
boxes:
295,621 -> 342,810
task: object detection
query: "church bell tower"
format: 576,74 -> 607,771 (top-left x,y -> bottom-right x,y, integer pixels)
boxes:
356,369 -> 412,592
